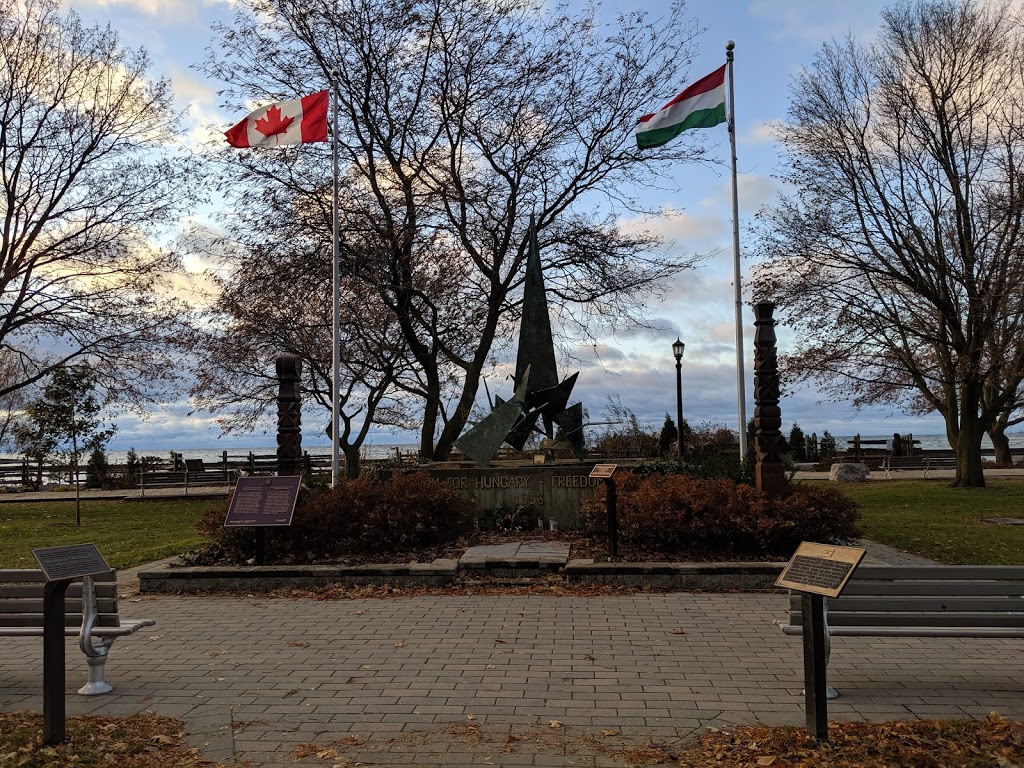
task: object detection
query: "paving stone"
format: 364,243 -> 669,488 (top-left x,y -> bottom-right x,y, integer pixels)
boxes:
3,541 -> 1021,767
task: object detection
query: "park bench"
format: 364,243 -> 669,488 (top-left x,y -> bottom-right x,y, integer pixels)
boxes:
880,454 -> 957,479
777,565 -> 1024,693
0,569 -> 155,695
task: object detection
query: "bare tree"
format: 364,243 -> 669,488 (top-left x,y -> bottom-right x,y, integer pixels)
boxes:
0,0 -> 199,404
0,351 -> 26,449
754,0 -> 1024,487
183,212 -> 416,478
199,0 -> 706,460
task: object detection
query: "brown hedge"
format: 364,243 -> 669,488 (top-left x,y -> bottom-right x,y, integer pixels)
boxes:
580,475 -> 859,558
195,472 -> 472,563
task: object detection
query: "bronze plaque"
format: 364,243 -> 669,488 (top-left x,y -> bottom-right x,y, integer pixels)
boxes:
33,543 -> 110,582
775,541 -> 866,598
224,476 -> 301,527
589,464 -> 618,479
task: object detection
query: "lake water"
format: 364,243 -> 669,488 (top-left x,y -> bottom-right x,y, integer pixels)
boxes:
81,444 -> 422,466
7,433 -> 1024,467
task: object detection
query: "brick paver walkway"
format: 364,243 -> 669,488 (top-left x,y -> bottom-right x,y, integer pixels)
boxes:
2,583 -> 1021,767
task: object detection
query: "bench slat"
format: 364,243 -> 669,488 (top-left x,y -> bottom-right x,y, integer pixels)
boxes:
0,584 -> 119,600
0,614 -> 121,628
850,565 -> 1024,580
787,611 -> 1024,628
835,597 -> 1024,612
789,595 -> 1024,612
0,598 -> 119,614
839,581 -> 1024,596
0,619 -> 154,638
0,569 -> 117,583
780,623 -> 1024,638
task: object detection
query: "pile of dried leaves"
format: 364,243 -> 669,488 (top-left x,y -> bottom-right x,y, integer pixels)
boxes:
264,576 -> 649,600
0,711 -> 230,768
289,715 -> 1024,767
674,713 -> 1024,767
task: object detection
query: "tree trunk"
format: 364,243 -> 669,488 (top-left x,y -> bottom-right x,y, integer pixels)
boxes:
951,411 -> 986,488
989,426 -> 1012,466
433,375 -> 483,462
343,445 -> 361,480
419,392 -> 439,459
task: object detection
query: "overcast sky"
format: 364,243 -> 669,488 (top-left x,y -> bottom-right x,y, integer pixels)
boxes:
59,0 -> 963,452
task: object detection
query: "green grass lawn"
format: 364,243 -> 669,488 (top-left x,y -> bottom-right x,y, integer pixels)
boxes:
0,498 -> 218,570
839,478 -> 1024,565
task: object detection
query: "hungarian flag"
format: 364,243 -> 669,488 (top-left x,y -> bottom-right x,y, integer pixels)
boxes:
636,65 -> 727,149
224,90 -> 329,148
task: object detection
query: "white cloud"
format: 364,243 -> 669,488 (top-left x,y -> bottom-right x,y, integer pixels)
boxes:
747,0 -> 887,44
620,205 -> 727,250
67,0 -> 228,20
743,121 -> 776,146
166,68 -> 231,149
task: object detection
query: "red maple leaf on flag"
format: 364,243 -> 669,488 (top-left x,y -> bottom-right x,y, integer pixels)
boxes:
254,105 -> 294,141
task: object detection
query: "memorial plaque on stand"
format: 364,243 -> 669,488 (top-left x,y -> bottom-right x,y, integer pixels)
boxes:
31,543 -> 113,746
589,464 -> 618,479
775,541 -> 866,598
33,543 -> 110,582
224,476 -> 301,527
776,541 -> 866,744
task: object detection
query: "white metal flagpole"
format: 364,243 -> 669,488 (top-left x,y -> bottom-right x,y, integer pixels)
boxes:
330,70 -> 341,486
726,40 -> 748,463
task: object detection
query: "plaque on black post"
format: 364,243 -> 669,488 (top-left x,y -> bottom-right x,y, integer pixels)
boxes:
33,543 -> 110,582
224,476 -> 301,527
776,541 -> 866,744
31,543 -> 112,746
775,541 -> 866,598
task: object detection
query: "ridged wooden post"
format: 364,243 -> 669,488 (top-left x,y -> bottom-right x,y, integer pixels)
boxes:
754,301 -> 786,498
276,355 -> 303,477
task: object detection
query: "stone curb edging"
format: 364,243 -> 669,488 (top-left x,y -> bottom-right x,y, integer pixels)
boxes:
138,559 -> 787,593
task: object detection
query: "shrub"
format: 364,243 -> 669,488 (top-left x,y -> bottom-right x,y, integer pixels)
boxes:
579,474 -> 859,559
820,431 -> 838,461
85,447 -> 108,489
684,421 -> 752,483
193,472 -> 472,564
98,447 -> 142,490
591,395 -> 659,458
789,423 -> 806,461
658,414 -> 679,457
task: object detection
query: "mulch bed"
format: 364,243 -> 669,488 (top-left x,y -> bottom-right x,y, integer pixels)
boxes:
0,711 -> 230,767
182,529 -> 774,569
289,713 -> 1024,767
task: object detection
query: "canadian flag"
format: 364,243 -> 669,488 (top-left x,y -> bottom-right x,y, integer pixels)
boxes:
224,90 -> 329,148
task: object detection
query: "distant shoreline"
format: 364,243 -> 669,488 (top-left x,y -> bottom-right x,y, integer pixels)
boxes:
6,433 -> 1024,466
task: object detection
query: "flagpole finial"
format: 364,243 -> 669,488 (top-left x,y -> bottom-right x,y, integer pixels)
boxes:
726,40 -> 735,58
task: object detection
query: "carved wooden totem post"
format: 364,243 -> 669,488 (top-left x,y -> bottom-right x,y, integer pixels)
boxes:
276,354 -> 303,477
753,301 -> 786,498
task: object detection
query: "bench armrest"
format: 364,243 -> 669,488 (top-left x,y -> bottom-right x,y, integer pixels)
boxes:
79,575 -> 102,658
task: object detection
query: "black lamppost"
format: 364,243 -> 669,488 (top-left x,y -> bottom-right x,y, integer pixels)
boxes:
672,338 -> 685,460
